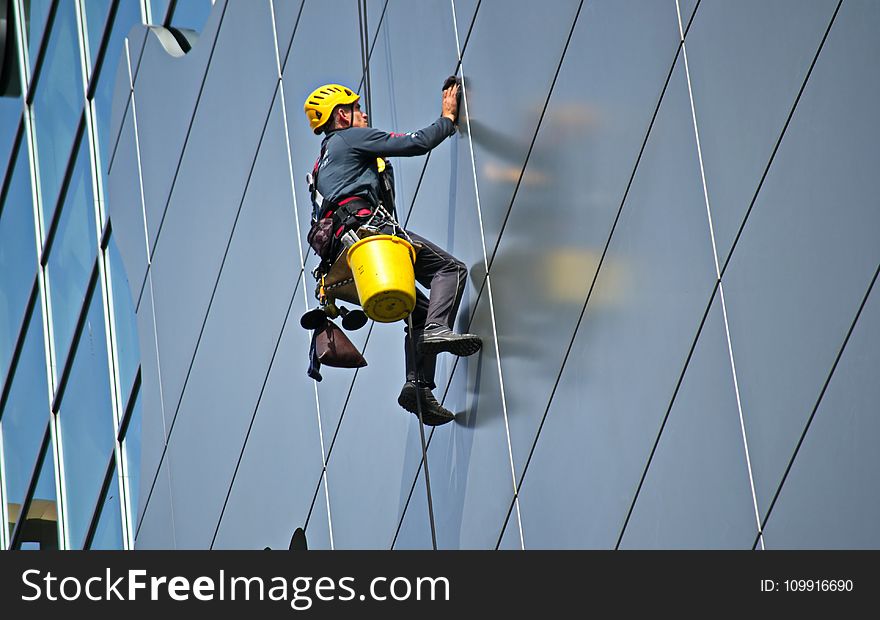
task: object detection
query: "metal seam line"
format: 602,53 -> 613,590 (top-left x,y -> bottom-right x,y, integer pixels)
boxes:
209,270 -> 304,548
753,262 -> 880,549
674,0 -> 764,550
451,0 -> 524,549
124,39 -> 152,277
134,80 -> 282,538
269,0 -> 334,549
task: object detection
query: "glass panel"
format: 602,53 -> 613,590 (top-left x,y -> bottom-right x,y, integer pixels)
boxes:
122,390 -> 142,533
167,0 -> 212,32
148,0 -> 171,25
0,302 -> 49,540
145,0 -> 277,427
456,0 -> 582,258
762,283 -> 880,548
47,135 -> 97,371
108,234 -> 139,409
57,286 -> 115,549
24,0 -> 53,75
721,0 -> 880,518
481,0 -> 681,481
391,470 -> 433,550
0,111 -> 18,172
16,435 -> 59,550
515,56 -> 718,548
32,0 -> 83,227
210,279 -> 324,550
0,140 -> 37,387
618,295 -> 758,549
163,95 -> 313,548
93,0 -> 143,188
683,0 -> 838,266
83,0 -> 113,75
133,457 -> 173,548
87,463 -> 124,549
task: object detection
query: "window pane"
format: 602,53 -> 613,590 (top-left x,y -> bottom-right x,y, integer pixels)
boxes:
24,0 -> 53,76
149,0 -> 171,25
108,234 -> 139,412
32,0 -> 83,228
57,287 -> 115,549
92,0 -> 143,190
0,302 -> 49,540
47,136 -> 97,371
87,463 -> 124,549
167,0 -> 212,32
16,435 -> 59,550
0,141 -> 37,387
83,0 -> 113,75
122,391 -> 141,532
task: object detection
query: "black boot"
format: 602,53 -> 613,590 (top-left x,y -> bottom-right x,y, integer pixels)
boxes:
417,323 -> 482,357
398,381 -> 455,426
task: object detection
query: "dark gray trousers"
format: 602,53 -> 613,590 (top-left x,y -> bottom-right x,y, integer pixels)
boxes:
400,230 -> 468,389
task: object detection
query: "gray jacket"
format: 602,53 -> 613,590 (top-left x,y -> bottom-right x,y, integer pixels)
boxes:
312,117 -> 455,218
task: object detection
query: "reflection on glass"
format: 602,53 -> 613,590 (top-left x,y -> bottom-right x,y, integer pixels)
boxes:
47,136 -> 97,371
93,0 -> 143,192
87,464 -> 124,549
149,0 -> 171,25
0,141 -> 37,387
83,0 -> 113,75
122,392 -> 141,533
108,235 -> 140,410
32,0 -> 84,228
167,0 -> 212,32
58,287 -> 115,549
1,301 -> 49,540
24,0 -> 53,76
0,106 -> 19,169
14,432 -> 59,550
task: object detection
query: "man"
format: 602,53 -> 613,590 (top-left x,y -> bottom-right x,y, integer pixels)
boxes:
303,81 -> 481,426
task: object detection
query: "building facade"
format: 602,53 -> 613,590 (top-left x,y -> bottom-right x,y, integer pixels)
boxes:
0,0 -> 213,550
2,0 -> 879,550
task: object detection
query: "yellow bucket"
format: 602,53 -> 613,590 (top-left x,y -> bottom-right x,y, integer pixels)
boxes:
346,235 -> 416,322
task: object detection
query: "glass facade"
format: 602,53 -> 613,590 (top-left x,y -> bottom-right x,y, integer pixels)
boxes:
2,0 -> 878,551
0,0 -> 215,550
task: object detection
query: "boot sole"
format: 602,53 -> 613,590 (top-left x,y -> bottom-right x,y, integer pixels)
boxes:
417,335 -> 482,357
398,390 -> 455,426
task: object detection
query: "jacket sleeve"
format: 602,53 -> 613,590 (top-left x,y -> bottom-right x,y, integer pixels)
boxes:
341,118 -> 456,157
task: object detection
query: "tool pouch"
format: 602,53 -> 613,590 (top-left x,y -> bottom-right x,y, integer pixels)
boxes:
307,217 -> 335,262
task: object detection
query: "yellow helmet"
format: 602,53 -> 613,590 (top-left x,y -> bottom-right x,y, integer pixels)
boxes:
304,84 -> 360,134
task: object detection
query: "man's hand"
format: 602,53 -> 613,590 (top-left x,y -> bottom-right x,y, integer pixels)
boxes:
442,79 -> 460,123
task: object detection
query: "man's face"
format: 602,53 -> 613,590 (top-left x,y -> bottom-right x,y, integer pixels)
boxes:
351,101 -> 368,128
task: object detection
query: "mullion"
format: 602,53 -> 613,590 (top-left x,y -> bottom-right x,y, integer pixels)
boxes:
81,451 -> 117,549
9,424 -> 51,548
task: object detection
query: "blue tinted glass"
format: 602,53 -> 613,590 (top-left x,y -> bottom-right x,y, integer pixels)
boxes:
93,0 -> 143,188
47,136 -> 98,371
16,434 -> 59,550
0,108 -> 19,171
168,0 -> 212,32
25,0 -> 53,75
0,141 -> 37,387
58,286 -> 115,549
32,0 -> 84,228
88,465 -> 124,549
149,0 -> 171,24
107,235 -> 139,410
0,303 -> 49,539
123,392 -> 142,533
83,0 -> 113,74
